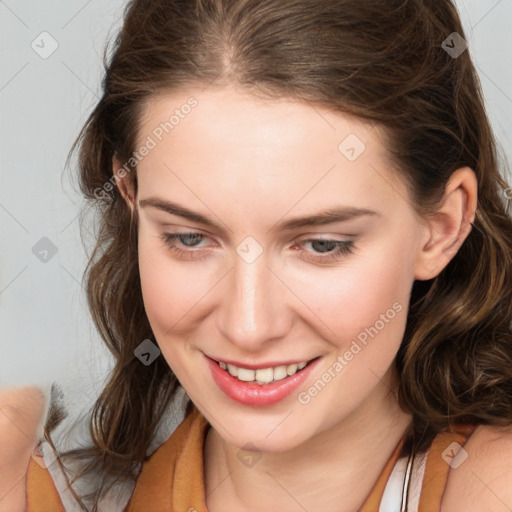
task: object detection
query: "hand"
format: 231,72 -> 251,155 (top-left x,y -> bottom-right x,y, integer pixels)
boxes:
0,386 -> 48,512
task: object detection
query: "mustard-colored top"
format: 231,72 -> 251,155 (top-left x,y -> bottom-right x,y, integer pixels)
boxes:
26,406 -> 476,512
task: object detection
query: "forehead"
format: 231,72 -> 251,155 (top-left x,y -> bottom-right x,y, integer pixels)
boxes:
134,85 -> 407,220
137,84 -> 384,155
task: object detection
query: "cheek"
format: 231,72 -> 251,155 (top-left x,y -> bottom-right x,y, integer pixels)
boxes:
287,240 -> 414,353
137,231 -> 212,337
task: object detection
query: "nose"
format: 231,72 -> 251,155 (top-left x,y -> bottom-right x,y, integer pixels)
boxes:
215,249 -> 292,351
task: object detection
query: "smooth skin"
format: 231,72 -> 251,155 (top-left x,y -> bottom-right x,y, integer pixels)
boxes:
114,83 -> 511,512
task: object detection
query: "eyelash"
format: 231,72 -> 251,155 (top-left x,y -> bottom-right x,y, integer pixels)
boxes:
159,232 -> 354,262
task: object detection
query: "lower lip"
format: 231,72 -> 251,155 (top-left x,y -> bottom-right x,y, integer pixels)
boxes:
206,356 -> 320,407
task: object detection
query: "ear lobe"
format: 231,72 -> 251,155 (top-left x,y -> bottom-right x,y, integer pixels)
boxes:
414,166 -> 477,281
113,156 -> 136,211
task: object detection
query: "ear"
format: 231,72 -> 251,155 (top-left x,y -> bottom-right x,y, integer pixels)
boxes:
113,156 -> 136,212
414,166 -> 478,281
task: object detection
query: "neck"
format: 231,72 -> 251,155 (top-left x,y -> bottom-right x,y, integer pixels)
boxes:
204,369 -> 413,512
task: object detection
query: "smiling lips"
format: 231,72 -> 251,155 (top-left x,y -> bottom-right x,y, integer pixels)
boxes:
206,355 -> 320,406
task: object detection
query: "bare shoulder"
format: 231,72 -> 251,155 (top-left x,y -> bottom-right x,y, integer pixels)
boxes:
441,423 -> 512,512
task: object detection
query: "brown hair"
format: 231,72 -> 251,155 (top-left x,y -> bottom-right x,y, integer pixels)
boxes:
49,0 -> 512,509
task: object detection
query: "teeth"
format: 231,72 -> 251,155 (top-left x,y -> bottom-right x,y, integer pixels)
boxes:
255,368 -> 274,383
227,364 -> 238,377
273,365 -> 288,381
286,363 -> 298,375
237,367 -> 255,381
219,360 -> 310,384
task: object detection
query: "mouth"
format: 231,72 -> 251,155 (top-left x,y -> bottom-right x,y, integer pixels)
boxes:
205,355 -> 321,406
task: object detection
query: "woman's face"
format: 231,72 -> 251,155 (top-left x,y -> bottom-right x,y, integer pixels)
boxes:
123,84 -> 431,451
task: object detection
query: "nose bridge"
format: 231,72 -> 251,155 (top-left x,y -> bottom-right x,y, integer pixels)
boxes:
217,250 -> 287,348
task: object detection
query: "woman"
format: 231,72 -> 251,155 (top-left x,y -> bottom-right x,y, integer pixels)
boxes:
2,0 -> 512,510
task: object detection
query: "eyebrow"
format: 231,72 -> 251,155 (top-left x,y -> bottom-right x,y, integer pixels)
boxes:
138,197 -> 380,232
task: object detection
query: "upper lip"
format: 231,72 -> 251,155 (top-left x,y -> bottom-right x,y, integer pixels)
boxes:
206,354 -> 318,370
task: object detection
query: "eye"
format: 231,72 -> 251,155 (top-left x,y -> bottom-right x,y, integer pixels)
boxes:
163,232 -> 206,248
160,231 -> 212,260
159,231 -> 355,263
298,238 -> 354,262
162,231 -> 205,250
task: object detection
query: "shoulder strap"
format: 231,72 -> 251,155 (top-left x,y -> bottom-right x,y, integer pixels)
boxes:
26,450 -> 66,512
25,407 -> 208,512
124,405 -> 209,512
358,434 -> 407,512
418,424 -> 476,512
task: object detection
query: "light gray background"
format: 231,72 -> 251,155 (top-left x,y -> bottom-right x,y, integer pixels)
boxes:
1,0 -> 512,422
